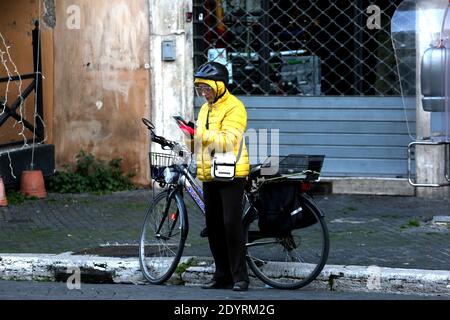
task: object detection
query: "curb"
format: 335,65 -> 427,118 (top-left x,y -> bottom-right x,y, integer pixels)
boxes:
321,177 -> 415,196
0,253 -> 146,285
183,264 -> 450,296
1,254 -> 449,296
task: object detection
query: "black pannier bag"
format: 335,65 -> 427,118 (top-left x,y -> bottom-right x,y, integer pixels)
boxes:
256,182 -> 318,236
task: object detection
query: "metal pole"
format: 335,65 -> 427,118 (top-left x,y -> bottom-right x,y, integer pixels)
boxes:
354,2 -> 364,95
32,21 -> 44,143
260,0 -> 270,94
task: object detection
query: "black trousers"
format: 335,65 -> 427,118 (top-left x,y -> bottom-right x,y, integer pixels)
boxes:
203,178 -> 249,284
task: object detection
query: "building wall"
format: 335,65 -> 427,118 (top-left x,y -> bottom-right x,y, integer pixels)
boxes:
0,0 -> 54,146
53,0 -> 151,185
148,0 -> 194,149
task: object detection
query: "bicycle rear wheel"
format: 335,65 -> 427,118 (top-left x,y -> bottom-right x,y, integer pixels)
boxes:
139,189 -> 188,284
245,194 -> 329,290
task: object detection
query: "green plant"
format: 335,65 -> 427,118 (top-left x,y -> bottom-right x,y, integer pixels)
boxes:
401,219 -> 421,229
328,275 -> 339,291
408,219 -> 421,228
175,258 -> 198,275
340,206 -> 357,214
6,190 -> 39,205
166,258 -> 199,286
47,150 -> 136,194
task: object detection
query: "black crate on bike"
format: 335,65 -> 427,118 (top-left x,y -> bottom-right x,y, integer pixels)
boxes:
255,181 -> 318,236
261,154 -> 325,181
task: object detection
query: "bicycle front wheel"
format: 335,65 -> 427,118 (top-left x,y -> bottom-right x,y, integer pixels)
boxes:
245,194 -> 329,290
139,189 -> 188,284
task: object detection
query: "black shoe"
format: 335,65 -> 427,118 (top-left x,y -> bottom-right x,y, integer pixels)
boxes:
232,281 -> 249,292
201,280 -> 233,290
200,227 -> 208,238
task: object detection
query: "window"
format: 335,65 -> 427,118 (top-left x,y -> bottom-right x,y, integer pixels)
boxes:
193,0 -> 406,96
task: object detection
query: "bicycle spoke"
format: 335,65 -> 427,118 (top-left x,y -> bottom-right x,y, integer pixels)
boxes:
156,243 -> 178,256
244,195 -> 329,290
287,251 -> 306,263
156,230 -> 181,240
246,239 -> 280,248
247,254 -> 267,268
139,190 -> 186,284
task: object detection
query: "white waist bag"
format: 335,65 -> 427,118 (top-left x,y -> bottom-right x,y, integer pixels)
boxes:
211,140 -> 244,181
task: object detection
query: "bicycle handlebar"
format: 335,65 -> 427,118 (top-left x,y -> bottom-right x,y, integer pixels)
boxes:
141,118 -> 175,149
151,133 -> 177,152
142,118 -> 188,157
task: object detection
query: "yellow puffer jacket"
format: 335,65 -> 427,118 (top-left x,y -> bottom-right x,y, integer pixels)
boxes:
194,78 -> 250,181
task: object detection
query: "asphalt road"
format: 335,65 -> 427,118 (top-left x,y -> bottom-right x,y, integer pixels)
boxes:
0,280 -> 447,301
1,280 -> 448,319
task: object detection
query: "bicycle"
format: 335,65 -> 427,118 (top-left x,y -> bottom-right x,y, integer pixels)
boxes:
139,118 -> 329,290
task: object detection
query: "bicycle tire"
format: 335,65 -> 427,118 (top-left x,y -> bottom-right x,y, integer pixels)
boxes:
244,193 -> 329,290
139,189 -> 188,284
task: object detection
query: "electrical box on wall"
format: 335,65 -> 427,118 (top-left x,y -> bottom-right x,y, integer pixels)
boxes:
162,40 -> 176,61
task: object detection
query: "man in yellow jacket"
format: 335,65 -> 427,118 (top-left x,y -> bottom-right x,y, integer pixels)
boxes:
194,62 -> 250,291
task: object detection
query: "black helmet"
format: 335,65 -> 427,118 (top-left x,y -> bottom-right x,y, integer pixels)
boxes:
194,62 -> 229,84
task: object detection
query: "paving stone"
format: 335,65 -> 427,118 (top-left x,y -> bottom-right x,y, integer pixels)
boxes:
0,191 -> 449,271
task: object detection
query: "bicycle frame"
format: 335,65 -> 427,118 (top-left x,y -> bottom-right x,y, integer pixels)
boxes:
179,167 -> 205,214
166,161 -> 259,227
155,188 -> 182,241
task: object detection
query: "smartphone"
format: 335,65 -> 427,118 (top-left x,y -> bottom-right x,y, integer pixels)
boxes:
173,115 -> 195,129
172,115 -> 186,124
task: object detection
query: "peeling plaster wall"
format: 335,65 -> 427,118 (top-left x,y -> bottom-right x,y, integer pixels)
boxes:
54,0 -> 151,185
148,0 -> 194,148
0,0 -> 54,146
43,0 -> 56,29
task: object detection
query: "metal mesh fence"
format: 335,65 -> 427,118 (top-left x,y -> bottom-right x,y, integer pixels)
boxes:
193,0 -> 407,96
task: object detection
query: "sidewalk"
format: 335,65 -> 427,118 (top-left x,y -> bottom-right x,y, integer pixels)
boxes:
0,189 -> 449,295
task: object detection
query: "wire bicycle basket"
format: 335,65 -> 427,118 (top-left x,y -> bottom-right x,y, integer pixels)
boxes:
150,152 -> 175,182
